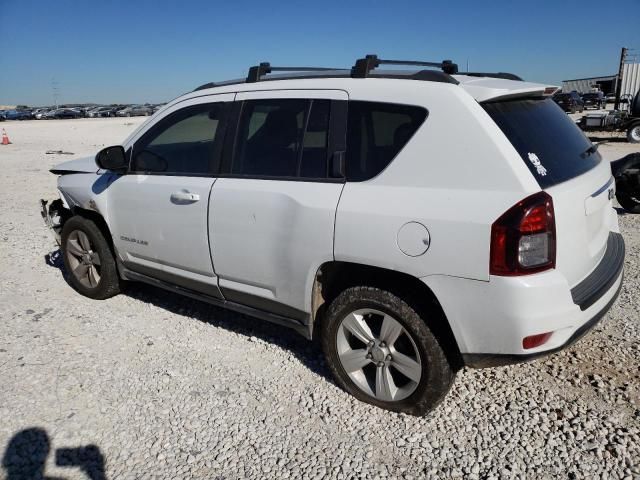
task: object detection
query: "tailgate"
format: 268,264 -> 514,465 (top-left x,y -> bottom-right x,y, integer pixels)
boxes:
546,161 -> 617,286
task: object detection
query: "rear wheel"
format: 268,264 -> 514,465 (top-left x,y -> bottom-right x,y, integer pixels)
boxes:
321,286 -> 455,416
627,124 -> 640,143
61,216 -> 120,299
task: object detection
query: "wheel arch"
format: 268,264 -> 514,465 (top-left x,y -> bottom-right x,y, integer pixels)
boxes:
69,207 -> 116,254
311,261 -> 463,369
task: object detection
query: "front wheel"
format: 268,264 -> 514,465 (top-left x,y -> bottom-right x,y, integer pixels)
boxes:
61,216 -> 120,299
321,286 -> 455,416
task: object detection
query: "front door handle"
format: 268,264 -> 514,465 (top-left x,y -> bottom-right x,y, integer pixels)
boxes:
170,191 -> 200,203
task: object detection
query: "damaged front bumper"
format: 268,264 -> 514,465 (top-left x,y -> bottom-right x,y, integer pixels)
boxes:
40,199 -> 65,245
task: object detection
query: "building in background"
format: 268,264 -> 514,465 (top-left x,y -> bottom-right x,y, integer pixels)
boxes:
562,48 -> 639,96
562,74 -> 617,94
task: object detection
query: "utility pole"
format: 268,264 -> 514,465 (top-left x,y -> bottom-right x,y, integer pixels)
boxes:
614,47 -> 627,111
51,78 -> 60,109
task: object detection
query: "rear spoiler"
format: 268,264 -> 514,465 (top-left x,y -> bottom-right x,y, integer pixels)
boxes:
455,75 -> 559,103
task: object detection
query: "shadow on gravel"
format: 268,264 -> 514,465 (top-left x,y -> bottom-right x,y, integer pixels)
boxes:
123,281 -> 332,382
43,249 -> 332,382
2,428 -> 106,480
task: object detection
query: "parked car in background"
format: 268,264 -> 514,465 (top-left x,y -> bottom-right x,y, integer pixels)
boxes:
43,109 -> 58,120
80,106 -> 97,116
152,104 -> 166,114
606,92 -> 617,104
88,107 -> 116,118
32,108 -> 50,119
116,105 -> 153,117
46,108 -> 83,119
582,92 -> 606,110
0,111 -> 5,121
553,92 -> 584,113
3,109 -> 33,120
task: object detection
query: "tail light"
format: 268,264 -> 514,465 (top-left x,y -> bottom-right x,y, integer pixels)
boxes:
490,192 -> 556,276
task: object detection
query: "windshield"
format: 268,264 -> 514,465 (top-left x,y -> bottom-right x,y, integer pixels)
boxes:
484,98 -> 601,188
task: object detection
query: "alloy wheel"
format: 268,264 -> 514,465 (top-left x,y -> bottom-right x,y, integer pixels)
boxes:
65,230 -> 101,288
336,308 -> 422,402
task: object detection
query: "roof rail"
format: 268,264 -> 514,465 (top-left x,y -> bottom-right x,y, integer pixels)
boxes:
194,82 -> 217,91
246,62 -> 345,83
193,55 -> 465,91
459,71 -> 524,81
351,54 -> 459,78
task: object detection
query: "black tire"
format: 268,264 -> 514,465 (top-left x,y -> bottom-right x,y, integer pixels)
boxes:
61,216 -> 120,299
320,286 -> 455,416
627,123 -> 640,144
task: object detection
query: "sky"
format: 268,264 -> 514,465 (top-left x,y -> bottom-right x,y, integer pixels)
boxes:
1,0 -> 639,106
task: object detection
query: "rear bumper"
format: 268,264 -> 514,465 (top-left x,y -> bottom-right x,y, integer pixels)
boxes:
421,232 -> 625,367
462,272 -> 622,367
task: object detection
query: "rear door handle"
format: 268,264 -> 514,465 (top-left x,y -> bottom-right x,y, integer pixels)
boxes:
170,191 -> 200,203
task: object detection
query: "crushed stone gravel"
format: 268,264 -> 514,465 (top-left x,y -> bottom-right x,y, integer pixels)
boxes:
0,118 -> 638,479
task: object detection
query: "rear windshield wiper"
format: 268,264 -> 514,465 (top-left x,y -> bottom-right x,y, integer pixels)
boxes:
581,144 -> 599,159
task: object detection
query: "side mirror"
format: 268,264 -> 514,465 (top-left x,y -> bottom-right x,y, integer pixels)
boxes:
95,145 -> 128,172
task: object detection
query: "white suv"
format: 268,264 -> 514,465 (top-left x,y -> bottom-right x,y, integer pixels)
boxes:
41,55 -> 625,415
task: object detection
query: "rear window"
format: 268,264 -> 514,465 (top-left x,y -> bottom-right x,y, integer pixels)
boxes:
484,98 -> 601,188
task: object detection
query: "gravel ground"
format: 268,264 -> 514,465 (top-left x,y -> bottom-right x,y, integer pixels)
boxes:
0,118 -> 639,480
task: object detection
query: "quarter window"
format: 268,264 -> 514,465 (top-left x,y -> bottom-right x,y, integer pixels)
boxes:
232,99 -> 330,179
132,103 -> 227,175
346,101 -> 428,181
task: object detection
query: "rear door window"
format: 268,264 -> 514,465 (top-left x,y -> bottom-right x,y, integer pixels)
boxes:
484,98 -> 601,188
346,101 -> 427,181
232,99 -> 331,179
